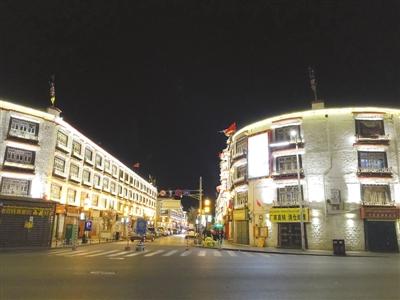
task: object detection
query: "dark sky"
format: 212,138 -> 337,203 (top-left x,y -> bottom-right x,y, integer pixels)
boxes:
1,1 -> 399,207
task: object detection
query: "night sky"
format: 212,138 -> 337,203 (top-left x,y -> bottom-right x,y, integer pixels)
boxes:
1,1 -> 399,208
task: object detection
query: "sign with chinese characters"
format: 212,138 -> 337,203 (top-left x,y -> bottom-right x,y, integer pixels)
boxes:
360,207 -> 400,220
269,207 -> 310,223
233,209 -> 248,221
0,206 -> 53,217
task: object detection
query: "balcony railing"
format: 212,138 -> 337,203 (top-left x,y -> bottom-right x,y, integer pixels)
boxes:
53,168 -> 67,178
8,129 -> 39,143
272,168 -> 304,179
231,150 -> 247,161
357,167 -> 392,177
355,134 -> 390,145
3,161 -> 35,171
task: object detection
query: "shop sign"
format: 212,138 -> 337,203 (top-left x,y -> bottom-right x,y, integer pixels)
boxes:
233,209 -> 247,221
269,207 -> 310,223
360,207 -> 400,220
55,204 -> 66,214
0,205 -> 53,217
66,206 -> 80,217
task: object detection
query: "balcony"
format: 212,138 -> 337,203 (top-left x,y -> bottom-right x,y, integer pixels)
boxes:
3,161 -> 35,172
69,174 -> 81,183
357,167 -> 392,178
56,142 -> 70,154
232,176 -> 247,186
71,151 -> 84,160
354,134 -> 390,146
53,168 -> 67,179
8,129 -> 39,144
272,169 -> 304,180
231,150 -> 247,162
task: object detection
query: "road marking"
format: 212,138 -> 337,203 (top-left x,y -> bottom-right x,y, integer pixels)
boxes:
57,250 -> 86,256
198,250 -> 206,257
90,271 -> 116,276
258,253 -> 271,257
109,257 -> 125,260
243,252 -> 254,257
180,251 -> 191,256
163,250 -> 178,256
86,250 -> 120,257
49,249 -> 75,255
213,250 -> 222,257
144,250 -> 164,257
125,250 -> 148,257
108,251 -> 130,257
227,251 -> 237,257
68,250 -> 102,257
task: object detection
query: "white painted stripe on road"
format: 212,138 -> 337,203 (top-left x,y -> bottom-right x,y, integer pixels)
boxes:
227,251 -> 237,257
180,251 -> 192,256
163,250 -> 178,256
68,250 -> 103,257
198,250 -> 206,257
109,257 -> 125,260
258,253 -> 271,257
49,249 -> 75,255
86,250 -> 119,257
213,250 -> 222,257
57,250 -> 86,256
125,250 -> 148,257
144,250 -> 164,257
108,251 -> 130,257
243,252 -> 254,257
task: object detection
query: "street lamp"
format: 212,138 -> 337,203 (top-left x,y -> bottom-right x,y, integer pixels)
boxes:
290,129 -> 306,251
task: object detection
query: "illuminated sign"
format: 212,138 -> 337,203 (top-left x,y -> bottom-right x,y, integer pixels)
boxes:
233,209 -> 247,221
0,206 -> 53,217
248,132 -> 269,179
269,207 -> 310,223
360,207 -> 400,220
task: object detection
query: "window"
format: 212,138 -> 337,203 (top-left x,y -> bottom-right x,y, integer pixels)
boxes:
94,174 -> 101,187
235,165 -> 247,179
112,165 -> 118,177
275,125 -> 300,142
358,152 -> 387,169
83,169 -> 91,183
277,186 -> 302,206
0,177 -> 30,196
119,170 -> 124,181
103,177 -> 109,190
118,185 -> 123,195
104,160 -> 111,172
5,147 -> 35,165
235,138 -> 247,155
362,185 -> 391,205
69,163 -> 80,179
276,155 -> 300,173
92,194 -> 99,207
72,141 -> 82,156
95,154 -> 103,168
50,184 -> 62,200
85,147 -> 93,163
110,182 -> 116,194
356,119 -> 384,138
124,173 -> 129,182
8,117 -> 39,140
57,131 -> 68,148
67,189 -> 76,204
236,192 -> 248,207
53,157 -> 66,174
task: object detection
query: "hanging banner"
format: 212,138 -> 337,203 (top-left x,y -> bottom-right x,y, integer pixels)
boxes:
269,207 -> 310,223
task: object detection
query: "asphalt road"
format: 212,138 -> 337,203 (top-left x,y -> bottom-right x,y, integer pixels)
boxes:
0,235 -> 399,300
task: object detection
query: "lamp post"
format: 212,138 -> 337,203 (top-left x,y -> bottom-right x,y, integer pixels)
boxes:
290,130 -> 306,251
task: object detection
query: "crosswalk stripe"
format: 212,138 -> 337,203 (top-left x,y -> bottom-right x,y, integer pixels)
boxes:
125,250 -> 148,257
227,251 -> 237,257
198,250 -> 206,257
108,251 -> 130,257
68,250 -> 102,257
163,250 -> 178,256
50,249 -> 75,255
258,253 -> 271,257
86,250 -> 119,257
57,250 -> 86,256
144,250 -> 164,257
213,250 -> 222,257
180,251 -> 191,256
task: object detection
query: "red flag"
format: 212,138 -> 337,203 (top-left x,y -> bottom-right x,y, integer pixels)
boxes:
223,122 -> 236,137
133,162 -> 140,168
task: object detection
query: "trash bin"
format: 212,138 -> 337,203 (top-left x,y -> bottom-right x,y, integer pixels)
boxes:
333,239 -> 346,256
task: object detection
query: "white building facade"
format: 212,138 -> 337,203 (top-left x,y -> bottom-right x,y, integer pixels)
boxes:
0,100 -> 157,244
217,106 -> 400,252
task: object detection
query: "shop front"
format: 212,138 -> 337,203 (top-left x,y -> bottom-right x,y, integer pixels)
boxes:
361,206 -> 400,252
270,207 -> 309,249
233,208 -> 249,245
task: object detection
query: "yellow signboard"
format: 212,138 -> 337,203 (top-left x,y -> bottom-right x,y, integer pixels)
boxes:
233,209 -> 247,221
269,207 -> 310,223
1,206 -> 53,217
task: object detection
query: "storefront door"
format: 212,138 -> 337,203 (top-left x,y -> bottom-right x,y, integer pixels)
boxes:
365,221 -> 399,252
278,223 -> 304,249
235,221 -> 249,245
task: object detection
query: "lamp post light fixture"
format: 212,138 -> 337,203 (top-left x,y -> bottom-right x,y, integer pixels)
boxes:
290,129 -> 306,251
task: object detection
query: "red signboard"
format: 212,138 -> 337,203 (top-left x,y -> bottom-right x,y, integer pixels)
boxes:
360,207 -> 400,220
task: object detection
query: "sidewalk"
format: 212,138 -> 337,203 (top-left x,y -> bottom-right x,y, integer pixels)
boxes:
215,240 -> 400,258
